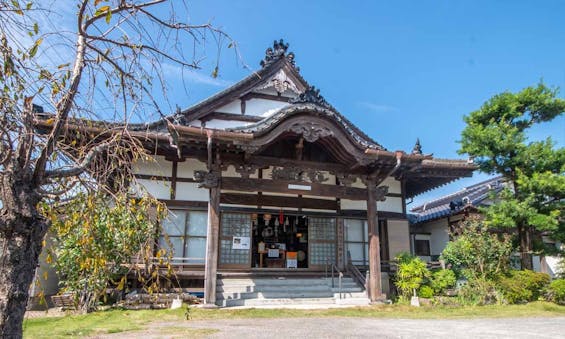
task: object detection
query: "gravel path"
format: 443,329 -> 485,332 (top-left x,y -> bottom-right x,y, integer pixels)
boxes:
100,316 -> 565,339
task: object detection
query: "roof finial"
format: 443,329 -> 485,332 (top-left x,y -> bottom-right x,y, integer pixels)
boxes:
260,38 -> 297,69
412,138 -> 422,155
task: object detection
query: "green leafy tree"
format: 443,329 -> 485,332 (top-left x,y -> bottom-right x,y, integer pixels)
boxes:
441,217 -> 514,281
459,83 -> 565,269
42,192 -> 167,312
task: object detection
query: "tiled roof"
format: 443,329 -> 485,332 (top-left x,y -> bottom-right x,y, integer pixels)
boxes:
409,176 -> 505,224
226,102 -> 386,150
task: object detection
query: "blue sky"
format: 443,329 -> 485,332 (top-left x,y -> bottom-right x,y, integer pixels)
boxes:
35,1 -> 563,207
171,1 -> 564,206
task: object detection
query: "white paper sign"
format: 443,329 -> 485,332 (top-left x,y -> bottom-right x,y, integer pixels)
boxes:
232,236 -> 250,250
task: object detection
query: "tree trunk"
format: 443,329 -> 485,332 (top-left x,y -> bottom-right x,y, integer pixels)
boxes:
0,168 -> 48,339
0,217 -> 48,338
518,224 -> 533,270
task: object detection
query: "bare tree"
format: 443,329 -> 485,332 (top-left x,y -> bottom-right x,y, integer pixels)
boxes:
0,1 -> 235,336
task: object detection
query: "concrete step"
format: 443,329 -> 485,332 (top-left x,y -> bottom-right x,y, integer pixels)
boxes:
333,291 -> 367,299
218,278 -> 334,286
330,287 -> 364,293
219,297 -> 338,307
218,290 -> 334,301
217,284 -> 335,293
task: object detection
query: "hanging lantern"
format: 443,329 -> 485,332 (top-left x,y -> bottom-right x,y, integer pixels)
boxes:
279,208 -> 284,225
263,213 -> 272,222
251,213 -> 258,222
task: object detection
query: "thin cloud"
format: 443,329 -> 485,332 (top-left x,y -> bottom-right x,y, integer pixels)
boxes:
161,63 -> 233,87
357,101 -> 397,112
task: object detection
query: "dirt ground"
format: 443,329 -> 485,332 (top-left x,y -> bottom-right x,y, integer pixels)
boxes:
97,316 -> 565,339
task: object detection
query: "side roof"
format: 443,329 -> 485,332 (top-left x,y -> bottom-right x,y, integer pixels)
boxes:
409,176 -> 506,224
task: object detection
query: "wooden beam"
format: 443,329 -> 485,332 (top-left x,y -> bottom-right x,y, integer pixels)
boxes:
221,177 -> 368,200
367,182 -> 383,302
240,92 -> 291,103
158,200 -> 208,209
203,112 -> 262,123
248,156 -> 348,174
220,193 -> 338,210
170,161 -> 178,200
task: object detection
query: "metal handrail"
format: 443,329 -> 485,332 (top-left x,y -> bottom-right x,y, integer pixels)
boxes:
346,250 -> 366,291
325,257 -> 343,299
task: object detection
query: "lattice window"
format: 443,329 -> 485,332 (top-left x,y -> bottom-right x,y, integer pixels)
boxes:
309,217 -> 336,265
219,213 -> 251,265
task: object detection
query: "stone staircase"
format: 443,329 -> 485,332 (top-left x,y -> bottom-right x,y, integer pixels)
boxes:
216,275 -> 369,307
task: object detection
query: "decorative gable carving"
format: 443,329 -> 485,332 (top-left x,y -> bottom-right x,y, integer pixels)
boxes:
288,121 -> 333,143
257,69 -> 300,94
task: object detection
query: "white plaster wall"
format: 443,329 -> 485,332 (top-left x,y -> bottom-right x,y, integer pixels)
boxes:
341,199 -> 367,210
421,219 -> 450,256
176,182 -> 208,201
204,119 -> 251,129
133,179 -> 171,200
133,155 -> 172,177
377,197 -> 403,213
177,159 -> 207,179
245,98 -> 287,116
216,100 -> 241,114
381,177 -> 401,194
340,178 -> 367,210
30,235 -> 59,298
387,219 -> 411,258
546,256 -> 562,278
533,255 -> 541,272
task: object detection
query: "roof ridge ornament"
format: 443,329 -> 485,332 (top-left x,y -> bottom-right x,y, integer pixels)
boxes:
260,39 -> 298,69
412,138 -> 423,155
290,86 -> 333,110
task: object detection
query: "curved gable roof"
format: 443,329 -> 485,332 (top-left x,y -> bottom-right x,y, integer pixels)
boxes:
227,102 -> 386,151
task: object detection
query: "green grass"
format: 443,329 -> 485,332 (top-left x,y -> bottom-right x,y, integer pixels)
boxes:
24,302 -> 565,338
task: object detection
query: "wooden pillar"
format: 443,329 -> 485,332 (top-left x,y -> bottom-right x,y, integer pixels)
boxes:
336,217 -> 345,270
200,133 -> 221,306
367,181 -> 383,302
204,182 -> 220,306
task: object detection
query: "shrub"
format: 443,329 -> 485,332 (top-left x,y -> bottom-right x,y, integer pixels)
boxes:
498,270 -> 550,304
418,285 -> 434,298
441,217 -> 514,281
547,279 -> 565,305
394,255 -> 431,299
431,269 -> 457,295
457,277 -> 500,305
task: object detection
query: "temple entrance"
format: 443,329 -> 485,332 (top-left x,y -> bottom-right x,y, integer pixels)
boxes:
252,213 -> 309,269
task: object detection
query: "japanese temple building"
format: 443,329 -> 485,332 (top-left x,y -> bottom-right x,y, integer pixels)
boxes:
42,40 -> 477,306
